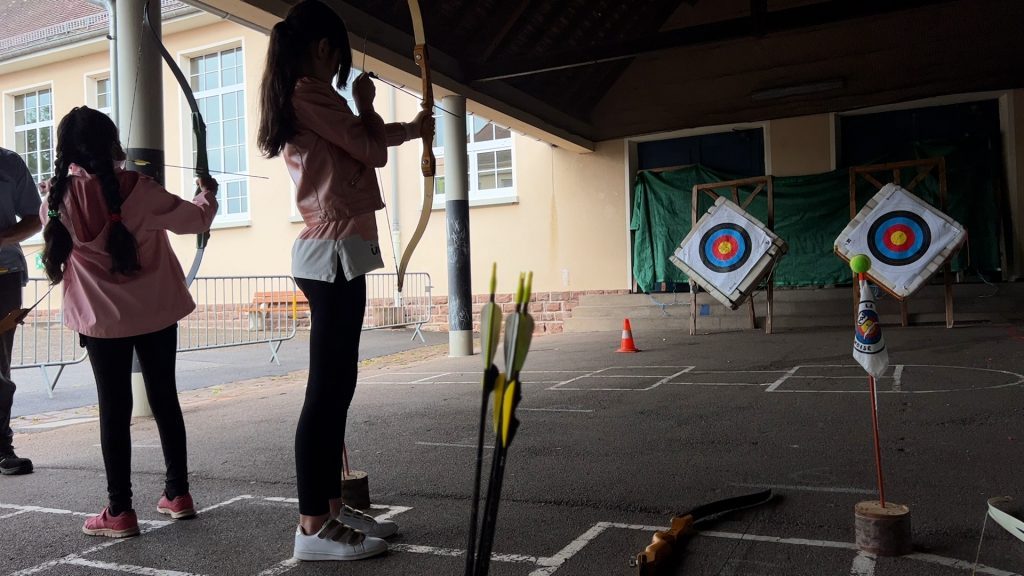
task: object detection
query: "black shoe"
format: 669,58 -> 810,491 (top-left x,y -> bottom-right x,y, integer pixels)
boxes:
0,453 -> 33,475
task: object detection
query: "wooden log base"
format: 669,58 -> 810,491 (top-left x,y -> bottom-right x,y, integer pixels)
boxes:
854,500 -> 912,556
341,470 -> 371,511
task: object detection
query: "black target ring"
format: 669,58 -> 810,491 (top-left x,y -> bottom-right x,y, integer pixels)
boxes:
867,210 -> 931,267
699,223 -> 752,273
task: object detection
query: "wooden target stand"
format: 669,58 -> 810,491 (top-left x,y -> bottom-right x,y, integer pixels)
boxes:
847,158 -> 954,328
689,176 -> 777,335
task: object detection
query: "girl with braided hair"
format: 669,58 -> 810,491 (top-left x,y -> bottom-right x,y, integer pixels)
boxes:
40,106 -> 218,538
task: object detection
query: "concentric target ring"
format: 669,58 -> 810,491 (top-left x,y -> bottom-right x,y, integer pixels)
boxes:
699,223 -> 752,273
867,210 -> 931,266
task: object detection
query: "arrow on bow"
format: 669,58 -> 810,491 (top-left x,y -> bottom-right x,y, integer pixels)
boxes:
142,0 -> 211,287
395,0 -> 435,294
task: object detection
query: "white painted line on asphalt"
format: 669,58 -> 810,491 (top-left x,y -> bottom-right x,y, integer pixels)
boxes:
416,441 -> 492,449
668,382 -> 765,386
905,552 -> 1022,576
520,408 -> 594,413
547,368 -> 609,390
591,374 -> 666,378
63,557 -> 207,576
551,367 -> 696,391
391,543 -> 538,563
411,372 -> 452,383
198,494 -> 254,514
892,364 -> 905,392
259,498 -> 411,522
374,505 -> 412,523
850,551 -> 876,575
765,366 -> 801,392
92,444 -> 161,448
0,503 -> 169,526
731,483 -> 877,495
688,370 -> 789,374
699,529 -> 860,550
19,417 -> 98,430
0,508 -> 29,519
3,489 -> 230,576
253,558 -> 299,576
528,523 -> 609,576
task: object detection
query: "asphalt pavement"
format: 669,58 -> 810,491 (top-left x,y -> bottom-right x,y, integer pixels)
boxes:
2,323 -> 1023,576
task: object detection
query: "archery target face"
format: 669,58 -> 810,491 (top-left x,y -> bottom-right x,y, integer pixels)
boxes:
701,224 -> 752,273
836,184 -> 965,298
673,200 -> 775,298
868,211 -> 931,266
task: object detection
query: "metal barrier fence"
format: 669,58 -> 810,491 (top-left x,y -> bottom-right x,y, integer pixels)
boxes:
363,272 -> 433,342
178,275 -> 299,364
13,272 -> 434,396
11,278 -> 86,397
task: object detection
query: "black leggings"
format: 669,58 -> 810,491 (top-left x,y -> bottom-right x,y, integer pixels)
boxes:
83,324 -> 188,514
293,273 -> 366,516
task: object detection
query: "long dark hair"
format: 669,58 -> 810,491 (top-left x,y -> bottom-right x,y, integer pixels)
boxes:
43,106 -> 140,284
257,0 -> 353,158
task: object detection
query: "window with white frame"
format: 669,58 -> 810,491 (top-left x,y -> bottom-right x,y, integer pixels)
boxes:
189,46 -> 248,219
432,113 -> 514,205
96,77 -> 112,115
14,88 -> 54,183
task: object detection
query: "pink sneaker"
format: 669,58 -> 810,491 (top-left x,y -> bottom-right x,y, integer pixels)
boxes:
82,508 -> 140,538
157,493 -> 196,519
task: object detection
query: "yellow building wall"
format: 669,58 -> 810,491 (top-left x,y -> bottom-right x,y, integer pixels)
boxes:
3,17 -> 1022,307
768,114 -> 833,177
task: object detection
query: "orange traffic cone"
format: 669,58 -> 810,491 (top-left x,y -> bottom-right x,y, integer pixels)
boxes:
617,318 -> 640,353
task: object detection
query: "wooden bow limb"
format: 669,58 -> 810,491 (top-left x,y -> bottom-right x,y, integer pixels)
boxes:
633,489 -> 773,575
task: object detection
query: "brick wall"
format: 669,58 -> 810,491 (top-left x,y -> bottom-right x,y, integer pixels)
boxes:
422,289 -> 629,335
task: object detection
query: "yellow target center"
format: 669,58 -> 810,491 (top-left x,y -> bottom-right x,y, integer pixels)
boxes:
890,231 -> 908,246
717,242 -> 732,256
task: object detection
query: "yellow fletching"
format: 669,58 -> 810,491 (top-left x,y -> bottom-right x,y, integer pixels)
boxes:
501,379 -> 518,446
492,373 -> 506,434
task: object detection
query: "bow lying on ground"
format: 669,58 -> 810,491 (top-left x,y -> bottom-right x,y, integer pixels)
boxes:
143,0 -> 211,287
632,489 -> 774,575
987,496 -> 1024,543
395,0 -> 435,294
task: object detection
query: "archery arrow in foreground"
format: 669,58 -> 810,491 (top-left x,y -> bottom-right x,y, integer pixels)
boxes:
632,489 -> 773,575
465,263 -> 503,575
468,271 -> 534,576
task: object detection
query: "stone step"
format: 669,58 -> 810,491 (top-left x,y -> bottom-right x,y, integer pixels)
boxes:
563,311 -> 994,334
578,283 -> 1022,308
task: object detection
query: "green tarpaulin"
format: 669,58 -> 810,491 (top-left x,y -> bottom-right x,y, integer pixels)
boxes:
631,155 -> 1002,293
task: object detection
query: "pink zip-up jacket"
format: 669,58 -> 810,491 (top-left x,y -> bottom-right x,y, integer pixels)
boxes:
285,76 -> 416,282
39,164 -> 218,338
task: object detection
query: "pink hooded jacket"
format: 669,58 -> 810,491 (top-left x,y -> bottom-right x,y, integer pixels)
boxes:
39,165 -> 217,338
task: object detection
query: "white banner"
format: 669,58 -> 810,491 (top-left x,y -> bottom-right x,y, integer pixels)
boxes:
853,279 -> 889,378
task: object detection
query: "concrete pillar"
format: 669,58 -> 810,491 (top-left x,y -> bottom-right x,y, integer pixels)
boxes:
117,0 -> 164,417
442,95 -> 473,357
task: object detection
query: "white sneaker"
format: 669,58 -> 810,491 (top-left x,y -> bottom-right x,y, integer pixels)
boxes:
337,505 -> 399,539
293,518 -> 388,561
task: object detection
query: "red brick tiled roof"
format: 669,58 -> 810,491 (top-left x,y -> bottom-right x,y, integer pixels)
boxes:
0,0 -> 103,43
0,0 -> 191,59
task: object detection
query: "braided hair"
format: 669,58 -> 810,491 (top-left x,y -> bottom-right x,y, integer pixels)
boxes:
43,106 -> 140,284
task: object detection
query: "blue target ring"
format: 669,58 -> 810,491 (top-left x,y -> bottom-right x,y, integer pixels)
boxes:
700,223 -> 751,273
867,210 -> 930,266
